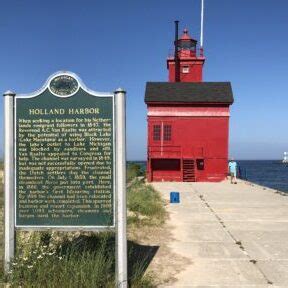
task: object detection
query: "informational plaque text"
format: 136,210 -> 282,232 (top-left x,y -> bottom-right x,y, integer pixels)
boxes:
15,74 -> 114,227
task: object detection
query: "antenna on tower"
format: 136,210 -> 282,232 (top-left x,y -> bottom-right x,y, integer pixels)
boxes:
200,0 -> 204,55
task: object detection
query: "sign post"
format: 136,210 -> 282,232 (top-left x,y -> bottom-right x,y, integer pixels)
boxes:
3,72 -> 127,285
3,90 -> 16,273
115,89 -> 127,288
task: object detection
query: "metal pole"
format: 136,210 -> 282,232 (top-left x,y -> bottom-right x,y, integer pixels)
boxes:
174,20 -> 180,82
200,0 -> 204,48
115,88 -> 127,288
3,90 -> 16,273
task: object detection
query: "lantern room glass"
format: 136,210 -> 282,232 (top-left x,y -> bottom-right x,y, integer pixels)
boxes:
178,39 -> 197,52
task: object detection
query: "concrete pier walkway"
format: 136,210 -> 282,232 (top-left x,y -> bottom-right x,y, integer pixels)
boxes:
151,180 -> 288,288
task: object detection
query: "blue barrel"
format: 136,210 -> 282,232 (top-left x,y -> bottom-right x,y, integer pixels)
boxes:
170,192 -> 180,203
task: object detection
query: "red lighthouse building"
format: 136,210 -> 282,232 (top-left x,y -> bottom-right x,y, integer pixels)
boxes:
145,26 -> 234,182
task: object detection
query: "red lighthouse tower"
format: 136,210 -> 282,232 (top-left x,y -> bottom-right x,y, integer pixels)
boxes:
167,28 -> 205,82
145,24 -> 234,182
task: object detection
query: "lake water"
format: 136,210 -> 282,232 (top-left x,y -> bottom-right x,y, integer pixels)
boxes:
129,160 -> 288,193
238,160 -> 288,193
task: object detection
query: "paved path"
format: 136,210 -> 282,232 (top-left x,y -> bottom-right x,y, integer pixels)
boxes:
152,180 -> 288,288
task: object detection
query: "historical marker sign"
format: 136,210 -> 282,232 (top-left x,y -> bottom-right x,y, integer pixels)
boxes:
4,71 -> 127,284
15,72 -> 115,227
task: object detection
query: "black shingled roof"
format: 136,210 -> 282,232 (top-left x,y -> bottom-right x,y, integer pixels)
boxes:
145,82 -> 234,104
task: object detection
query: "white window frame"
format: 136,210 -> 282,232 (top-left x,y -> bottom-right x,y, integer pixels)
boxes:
182,66 -> 189,73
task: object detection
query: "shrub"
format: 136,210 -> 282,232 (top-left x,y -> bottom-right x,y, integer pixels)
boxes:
127,181 -> 166,226
127,163 -> 145,182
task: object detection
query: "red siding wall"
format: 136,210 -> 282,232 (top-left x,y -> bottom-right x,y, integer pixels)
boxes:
167,61 -> 204,82
147,105 -> 230,182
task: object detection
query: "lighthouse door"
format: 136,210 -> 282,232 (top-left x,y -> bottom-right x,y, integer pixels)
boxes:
183,159 -> 196,182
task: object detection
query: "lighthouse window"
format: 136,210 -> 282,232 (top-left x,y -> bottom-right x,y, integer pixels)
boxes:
164,125 -> 172,141
182,66 -> 189,73
153,125 -> 161,141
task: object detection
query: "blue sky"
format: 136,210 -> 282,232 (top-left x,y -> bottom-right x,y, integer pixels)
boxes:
1,0 -> 288,160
